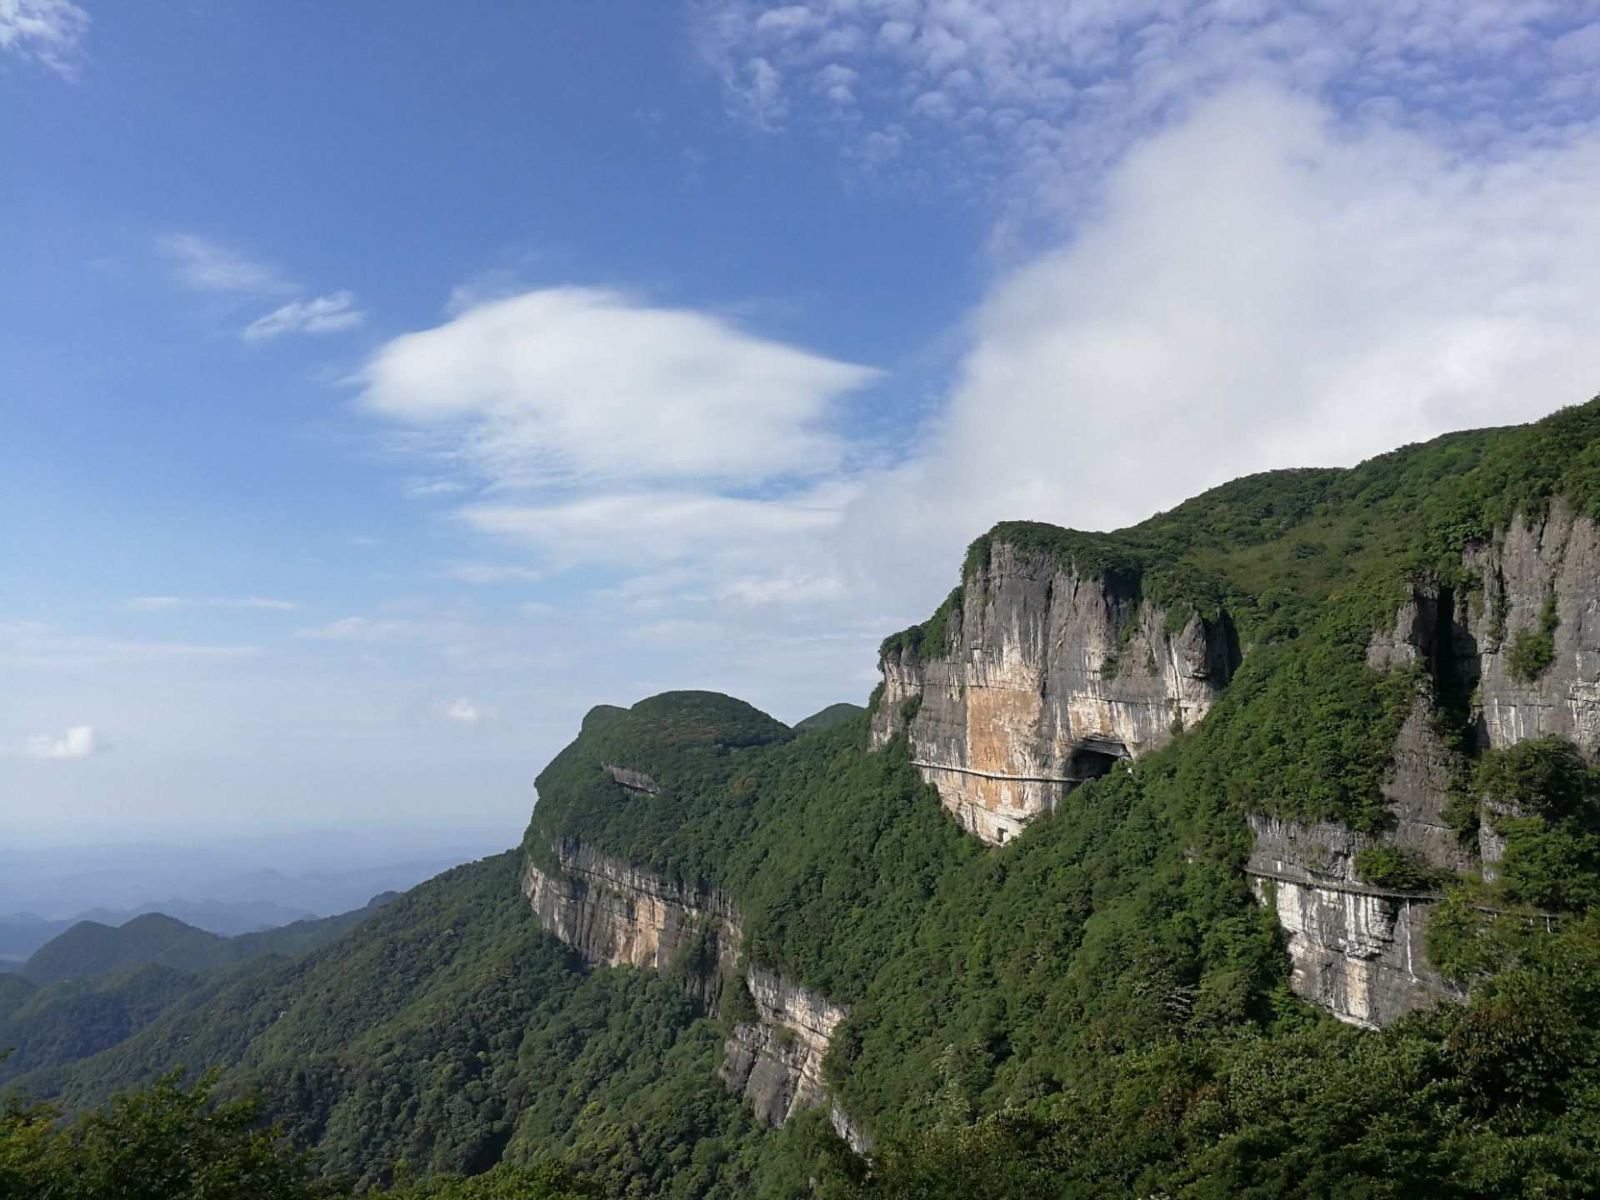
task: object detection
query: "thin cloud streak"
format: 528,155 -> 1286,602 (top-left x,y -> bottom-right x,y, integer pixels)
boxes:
243,292 -> 364,341
159,233 -> 294,296
128,596 -> 298,612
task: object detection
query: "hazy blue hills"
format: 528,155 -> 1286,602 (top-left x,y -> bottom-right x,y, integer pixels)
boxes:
0,899 -> 314,968
0,894 -> 399,1093
20,896 -> 397,986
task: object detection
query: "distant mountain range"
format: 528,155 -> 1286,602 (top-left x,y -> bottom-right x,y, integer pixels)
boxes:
0,832 -> 507,925
0,836 -> 505,968
0,899 -> 316,965
0,893 -> 396,1089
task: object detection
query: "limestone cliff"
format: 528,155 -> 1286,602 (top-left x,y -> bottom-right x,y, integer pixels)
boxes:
1245,813 -> 1464,1028
720,967 -> 850,1129
1259,501 -> 1600,1026
523,839 -> 855,1137
872,537 -> 1237,843
521,837 -> 740,1007
1463,501 -> 1600,753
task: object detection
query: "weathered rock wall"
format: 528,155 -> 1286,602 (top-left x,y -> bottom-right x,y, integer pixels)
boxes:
1260,500 -> 1600,1026
1245,814 -> 1464,1028
521,837 -> 741,1005
1463,502 -> 1600,753
522,839 -> 858,1138
720,967 -> 851,1130
872,541 -> 1236,843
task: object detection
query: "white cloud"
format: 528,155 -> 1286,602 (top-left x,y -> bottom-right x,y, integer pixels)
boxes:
0,0 -> 88,77
461,485 -> 848,566
438,698 -> 488,725
23,725 -> 98,760
698,1 -> 1600,225
443,564 -> 543,585
359,287 -> 877,489
243,292 -> 364,341
129,596 -> 297,612
160,234 -> 293,296
836,86 -> 1600,596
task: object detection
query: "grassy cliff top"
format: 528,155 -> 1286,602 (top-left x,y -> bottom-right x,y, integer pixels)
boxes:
884,396 -> 1600,661
525,691 -> 794,872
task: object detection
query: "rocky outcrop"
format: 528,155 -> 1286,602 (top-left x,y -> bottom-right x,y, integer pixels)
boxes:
1463,502 -> 1600,753
720,967 -> 850,1128
522,838 -> 740,1005
1245,814 -> 1463,1028
1253,588 -> 1479,1028
1258,500 -> 1600,1027
1369,502 -> 1600,759
872,540 -> 1236,843
523,841 -> 859,1139
605,765 -> 662,795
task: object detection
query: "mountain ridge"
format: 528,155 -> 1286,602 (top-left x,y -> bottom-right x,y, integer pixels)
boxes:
14,398 -> 1600,1198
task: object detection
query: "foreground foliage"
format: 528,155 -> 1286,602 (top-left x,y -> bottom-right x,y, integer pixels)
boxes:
0,1071 -> 594,1199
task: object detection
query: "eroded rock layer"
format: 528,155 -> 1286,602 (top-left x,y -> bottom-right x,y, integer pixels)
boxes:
521,837 -> 740,1006
872,540 -> 1236,843
1259,503 -> 1600,1026
522,839 -> 855,1135
1246,814 -> 1464,1028
720,967 -> 849,1128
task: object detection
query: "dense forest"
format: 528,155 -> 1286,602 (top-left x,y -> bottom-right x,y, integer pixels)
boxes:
9,400 -> 1600,1197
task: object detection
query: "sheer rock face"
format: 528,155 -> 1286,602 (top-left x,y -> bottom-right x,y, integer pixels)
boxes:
1246,814 -> 1465,1029
523,839 -> 856,1137
1257,501 -> 1600,1027
871,542 -> 1237,843
521,838 -> 740,1007
1368,502 -> 1600,757
720,967 -> 850,1130
1462,503 -> 1600,753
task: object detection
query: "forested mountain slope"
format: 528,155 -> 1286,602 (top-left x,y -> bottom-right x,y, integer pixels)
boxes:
17,399 -> 1600,1199
21,896 -> 393,987
0,898 -> 395,1091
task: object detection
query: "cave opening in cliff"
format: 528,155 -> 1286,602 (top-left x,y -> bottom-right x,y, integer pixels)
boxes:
1067,744 -> 1124,784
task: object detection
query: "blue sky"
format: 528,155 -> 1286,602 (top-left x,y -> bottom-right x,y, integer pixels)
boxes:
4,0 -> 1600,848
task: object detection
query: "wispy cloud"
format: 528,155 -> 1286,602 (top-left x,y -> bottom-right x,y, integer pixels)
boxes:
294,617 -> 423,643
359,287 -> 877,489
461,486 -> 847,567
243,292 -> 364,341
437,697 -> 489,725
0,0 -> 89,78
697,1 -> 1600,225
20,724 -> 99,760
159,233 -> 294,296
407,478 -> 469,498
0,622 -> 261,668
160,234 -> 363,340
443,564 -> 542,585
128,595 -> 297,612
